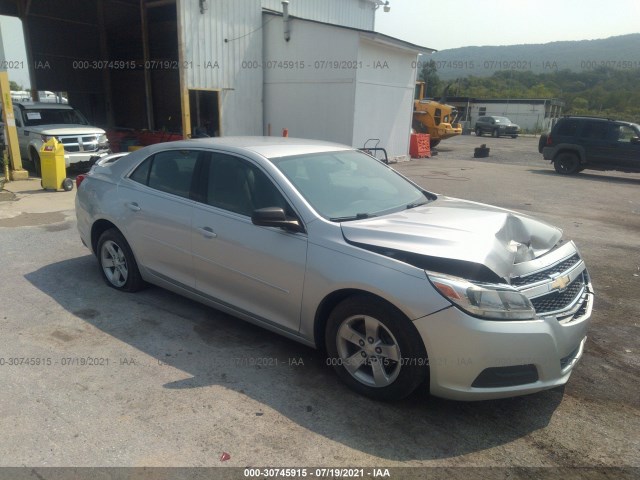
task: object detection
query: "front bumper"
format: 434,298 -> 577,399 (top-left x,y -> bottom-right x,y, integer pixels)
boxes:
413,288 -> 593,400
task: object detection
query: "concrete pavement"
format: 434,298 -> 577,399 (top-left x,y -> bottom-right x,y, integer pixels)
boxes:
0,176 -> 76,226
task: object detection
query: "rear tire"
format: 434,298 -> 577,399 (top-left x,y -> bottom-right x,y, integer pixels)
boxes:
325,295 -> 429,401
97,228 -> 144,292
553,152 -> 580,175
475,127 -> 482,136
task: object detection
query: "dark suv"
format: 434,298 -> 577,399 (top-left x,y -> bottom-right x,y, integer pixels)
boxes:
474,116 -> 520,138
541,116 -> 640,174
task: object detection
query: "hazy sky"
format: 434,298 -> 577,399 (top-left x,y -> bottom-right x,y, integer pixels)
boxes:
0,15 -> 29,88
375,0 -> 640,50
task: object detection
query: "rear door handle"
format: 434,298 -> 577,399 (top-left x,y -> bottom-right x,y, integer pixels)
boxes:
125,202 -> 141,212
198,226 -> 217,238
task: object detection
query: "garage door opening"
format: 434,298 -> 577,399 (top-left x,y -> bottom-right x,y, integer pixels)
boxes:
189,90 -> 220,137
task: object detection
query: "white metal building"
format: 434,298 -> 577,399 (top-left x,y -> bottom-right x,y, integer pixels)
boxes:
448,97 -> 565,133
1,0 -> 432,160
179,0 -> 433,160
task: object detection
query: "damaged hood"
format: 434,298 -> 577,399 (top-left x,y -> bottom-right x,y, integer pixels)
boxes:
340,196 -> 562,280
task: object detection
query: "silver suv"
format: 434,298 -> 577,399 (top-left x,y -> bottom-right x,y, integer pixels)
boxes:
10,102 -> 110,174
76,137 -> 593,401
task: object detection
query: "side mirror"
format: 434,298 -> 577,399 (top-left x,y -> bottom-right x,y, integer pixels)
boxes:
251,207 -> 304,233
631,136 -> 640,145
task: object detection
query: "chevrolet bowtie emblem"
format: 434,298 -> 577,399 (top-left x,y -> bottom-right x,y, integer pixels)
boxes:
551,274 -> 571,292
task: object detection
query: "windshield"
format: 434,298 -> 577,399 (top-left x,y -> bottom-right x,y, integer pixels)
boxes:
272,150 -> 430,221
493,117 -> 512,123
21,108 -> 89,127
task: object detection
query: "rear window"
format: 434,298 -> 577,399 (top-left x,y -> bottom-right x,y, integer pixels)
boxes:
580,121 -> 608,140
555,120 -> 580,136
130,150 -> 201,199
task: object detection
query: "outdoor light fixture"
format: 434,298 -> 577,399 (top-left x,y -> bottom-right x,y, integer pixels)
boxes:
366,0 -> 390,11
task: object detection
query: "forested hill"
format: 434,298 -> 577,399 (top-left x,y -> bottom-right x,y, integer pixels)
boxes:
429,34 -> 640,80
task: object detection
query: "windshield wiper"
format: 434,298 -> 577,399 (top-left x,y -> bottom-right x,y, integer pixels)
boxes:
329,213 -> 373,222
406,200 -> 429,209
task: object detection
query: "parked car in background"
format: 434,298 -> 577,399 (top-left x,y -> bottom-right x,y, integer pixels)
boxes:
475,116 -> 520,138
541,116 -> 640,174
37,91 -> 69,104
76,137 -> 593,401
1,102 -> 110,175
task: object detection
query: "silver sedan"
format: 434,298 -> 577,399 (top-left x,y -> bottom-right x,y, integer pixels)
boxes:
75,137 -> 593,401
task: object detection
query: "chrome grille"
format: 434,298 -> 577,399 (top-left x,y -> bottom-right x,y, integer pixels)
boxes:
511,249 -> 591,322
59,135 -> 101,153
511,254 -> 581,287
530,273 -> 586,314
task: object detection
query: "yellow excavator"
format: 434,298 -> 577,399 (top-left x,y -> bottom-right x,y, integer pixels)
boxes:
413,81 -> 462,147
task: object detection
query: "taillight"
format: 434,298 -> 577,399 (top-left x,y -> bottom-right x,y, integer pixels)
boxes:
76,174 -> 88,189
546,135 -> 553,145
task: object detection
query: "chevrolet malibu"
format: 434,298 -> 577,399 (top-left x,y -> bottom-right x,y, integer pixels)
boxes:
75,137 -> 593,401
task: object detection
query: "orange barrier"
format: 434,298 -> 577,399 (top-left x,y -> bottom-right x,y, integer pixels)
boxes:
410,133 -> 431,158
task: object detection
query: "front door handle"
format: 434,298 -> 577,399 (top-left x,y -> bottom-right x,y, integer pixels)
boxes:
198,226 -> 217,238
125,202 -> 141,212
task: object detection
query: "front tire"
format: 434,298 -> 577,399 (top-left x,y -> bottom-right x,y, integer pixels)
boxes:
325,295 -> 428,401
553,152 -> 580,175
31,150 -> 42,177
97,228 -> 144,292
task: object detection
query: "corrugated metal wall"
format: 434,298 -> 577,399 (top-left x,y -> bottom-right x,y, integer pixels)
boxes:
177,0 -> 376,135
263,17 -> 359,143
261,0 -> 375,30
180,0 -> 261,89
264,15 -> 419,159
178,0 -> 264,135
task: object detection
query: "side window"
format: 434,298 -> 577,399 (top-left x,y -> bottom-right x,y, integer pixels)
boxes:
130,157 -> 152,184
580,121 -> 608,140
206,153 -> 291,217
613,125 -> 636,143
131,150 -> 199,199
556,120 -> 579,136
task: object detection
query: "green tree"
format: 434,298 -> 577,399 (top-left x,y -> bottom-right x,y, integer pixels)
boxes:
9,80 -> 23,91
419,59 -> 442,98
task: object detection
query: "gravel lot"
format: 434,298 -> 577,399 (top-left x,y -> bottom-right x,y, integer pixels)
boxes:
0,135 -> 638,479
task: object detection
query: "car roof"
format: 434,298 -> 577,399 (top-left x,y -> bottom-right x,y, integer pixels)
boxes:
560,116 -> 637,127
147,136 -> 354,159
14,102 -> 73,110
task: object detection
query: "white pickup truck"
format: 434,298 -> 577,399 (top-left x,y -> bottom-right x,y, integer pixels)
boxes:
4,102 -> 110,174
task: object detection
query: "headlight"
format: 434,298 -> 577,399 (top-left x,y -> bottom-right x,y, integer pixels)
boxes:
98,134 -> 109,148
41,134 -> 54,142
427,271 -> 535,320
